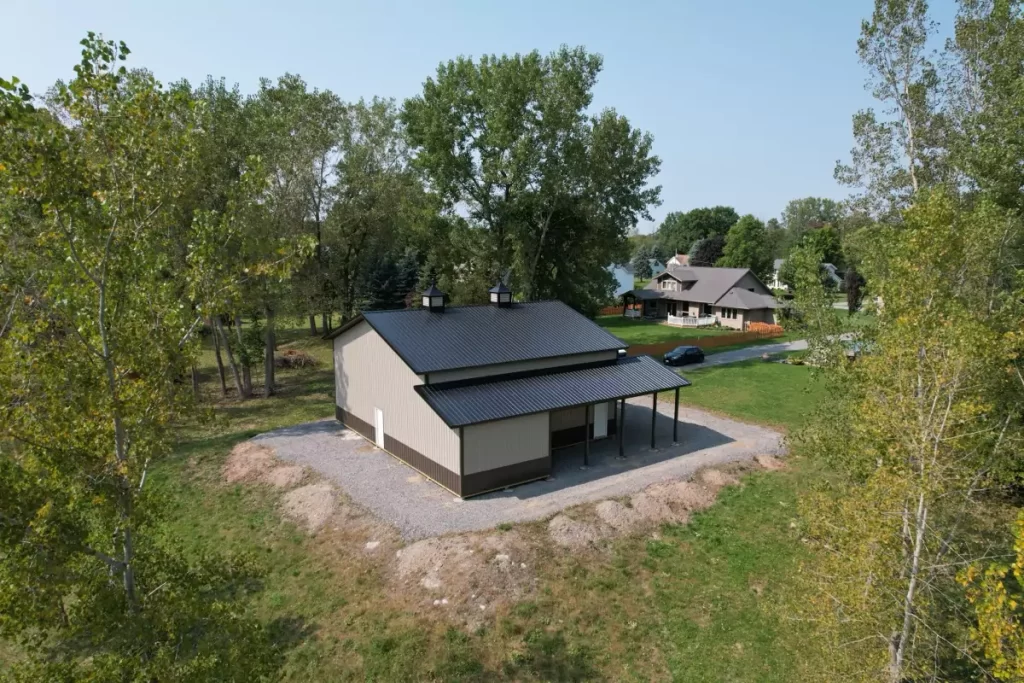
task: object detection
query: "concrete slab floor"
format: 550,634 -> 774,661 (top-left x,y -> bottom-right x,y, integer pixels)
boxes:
252,398 -> 785,541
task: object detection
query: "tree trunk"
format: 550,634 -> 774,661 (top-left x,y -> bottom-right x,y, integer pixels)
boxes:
889,493 -> 928,682
321,311 -> 330,334
211,319 -> 228,398
190,363 -> 200,399
215,316 -> 245,399
309,314 -> 318,336
526,208 -> 556,300
263,304 -> 276,398
234,314 -> 252,397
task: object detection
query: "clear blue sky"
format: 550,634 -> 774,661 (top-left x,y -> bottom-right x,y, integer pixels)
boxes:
5,0 -> 957,232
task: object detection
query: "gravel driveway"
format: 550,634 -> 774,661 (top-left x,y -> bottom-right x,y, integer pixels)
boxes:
253,400 -> 784,541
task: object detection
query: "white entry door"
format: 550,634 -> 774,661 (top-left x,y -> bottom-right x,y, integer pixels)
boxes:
592,402 -> 608,439
374,407 -> 385,448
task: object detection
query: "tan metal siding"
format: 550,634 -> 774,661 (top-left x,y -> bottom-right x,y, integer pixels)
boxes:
334,322 -> 460,474
549,402 -> 615,430
550,405 -> 586,430
427,350 -> 619,384
462,412 -> 549,475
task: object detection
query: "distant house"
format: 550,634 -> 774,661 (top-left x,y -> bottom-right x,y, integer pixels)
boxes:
770,259 -> 843,291
822,263 -> 843,289
649,259 -> 666,277
607,263 -> 635,297
666,253 -> 689,268
623,266 -> 778,330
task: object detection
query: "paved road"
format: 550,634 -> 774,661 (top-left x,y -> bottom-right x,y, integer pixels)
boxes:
697,339 -> 807,368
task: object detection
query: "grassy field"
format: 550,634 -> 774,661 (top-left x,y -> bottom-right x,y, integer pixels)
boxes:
596,315 -> 740,344
4,318 -> 824,680
670,357 -> 826,431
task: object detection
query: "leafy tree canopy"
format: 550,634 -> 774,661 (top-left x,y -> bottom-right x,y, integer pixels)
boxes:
0,34 -> 285,679
656,206 -> 738,255
716,214 -> 774,281
401,45 -> 661,309
778,196 -> 843,254
687,233 -> 726,267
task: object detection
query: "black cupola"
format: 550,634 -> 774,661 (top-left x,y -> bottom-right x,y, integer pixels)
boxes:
421,282 -> 446,312
488,281 -> 512,307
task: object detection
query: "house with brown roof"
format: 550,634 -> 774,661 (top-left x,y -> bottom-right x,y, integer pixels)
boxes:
328,283 -> 691,498
623,266 -> 778,330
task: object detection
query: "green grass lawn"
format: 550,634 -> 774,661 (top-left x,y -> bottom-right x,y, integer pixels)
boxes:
115,320 -> 825,680
670,357 -> 826,431
596,315 -> 737,344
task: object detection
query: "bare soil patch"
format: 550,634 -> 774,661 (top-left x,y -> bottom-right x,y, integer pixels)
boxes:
281,483 -> 336,531
222,442 -> 276,483
699,468 -> 740,488
594,500 -> 645,533
394,530 -> 537,625
548,513 -> 609,549
264,465 -> 306,489
755,454 -> 787,471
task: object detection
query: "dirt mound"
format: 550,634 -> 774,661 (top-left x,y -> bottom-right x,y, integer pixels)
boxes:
645,480 -> 717,513
394,531 -> 536,623
698,468 -> 740,489
222,442 -> 276,483
548,513 -> 608,549
629,489 -> 678,524
755,454 -> 787,471
264,465 -> 306,489
594,500 -> 644,533
280,483 -> 336,531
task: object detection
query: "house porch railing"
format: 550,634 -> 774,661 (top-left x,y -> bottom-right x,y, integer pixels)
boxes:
666,314 -> 717,328
624,309 -> 641,319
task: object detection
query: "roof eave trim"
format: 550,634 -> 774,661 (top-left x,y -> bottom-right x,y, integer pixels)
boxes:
325,314 -> 367,340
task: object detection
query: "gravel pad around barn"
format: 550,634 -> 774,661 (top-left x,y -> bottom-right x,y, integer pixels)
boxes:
252,400 -> 784,541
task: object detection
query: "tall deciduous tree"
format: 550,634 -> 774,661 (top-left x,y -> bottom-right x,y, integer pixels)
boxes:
834,0 -> 947,219
796,191 -> 1024,682
0,36 -> 280,679
778,196 -> 843,253
401,46 -> 660,309
716,214 -> 773,281
325,98 -> 430,320
656,206 -> 738,255
947,0 -> 1024,216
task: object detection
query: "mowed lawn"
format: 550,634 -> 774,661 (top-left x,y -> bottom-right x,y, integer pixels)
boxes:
596,315 -> 737,344
130,321 -> 825,680
671,357 -> 826,431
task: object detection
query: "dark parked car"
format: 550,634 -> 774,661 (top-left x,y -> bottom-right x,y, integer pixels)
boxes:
663,345 -> 704,366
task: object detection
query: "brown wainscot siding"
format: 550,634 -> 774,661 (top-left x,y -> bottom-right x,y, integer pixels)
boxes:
336,406 -> 462,495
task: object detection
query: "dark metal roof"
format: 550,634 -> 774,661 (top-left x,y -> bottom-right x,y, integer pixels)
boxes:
337,300 -> 627,374
417,355 -> 691,427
